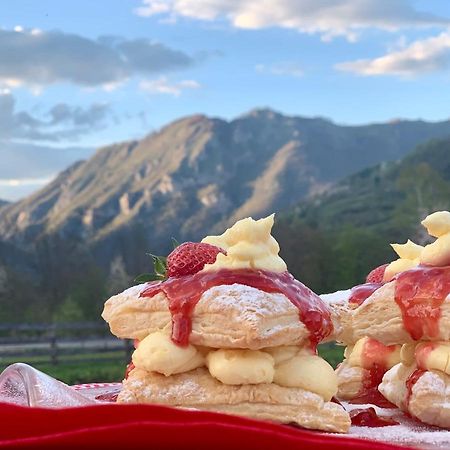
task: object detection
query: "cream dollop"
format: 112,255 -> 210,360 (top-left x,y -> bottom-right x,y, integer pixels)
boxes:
422,211 -> 450,238
420,211 -> 450,266
273,354 -> 337,401
401,341 -> 450,376
400,343 -> 416,365
206,349 -> 274,385
201,214 -> 287,273
263,346 -> 310,364
415,342 -> 450,375
346,337 -> 401,370
132,331 -> 205,376
384,240 -> 423,281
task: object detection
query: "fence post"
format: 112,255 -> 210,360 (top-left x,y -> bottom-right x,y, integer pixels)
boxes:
50,324 -> 58,365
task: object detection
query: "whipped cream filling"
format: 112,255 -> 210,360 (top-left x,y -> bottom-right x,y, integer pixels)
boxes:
344,337 -> 401,370
131,332 -> 338,401
384,240 -> 423,282
400,341 -> 450,376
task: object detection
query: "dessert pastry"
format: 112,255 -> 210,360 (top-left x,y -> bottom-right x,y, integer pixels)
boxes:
323,268 -> 401,406
335,336 -> 400,407
102,215 -> 350,433
330,210 -> 450,428
377,211 -> 450,428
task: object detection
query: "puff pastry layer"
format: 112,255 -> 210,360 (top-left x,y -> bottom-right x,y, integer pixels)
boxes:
335,362 -> 365,400
119,367 -> 350,433
379,363 -> 450,429
336,282 -> 450,346
102,283 -> 310,349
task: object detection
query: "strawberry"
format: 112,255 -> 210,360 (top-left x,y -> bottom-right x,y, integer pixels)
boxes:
167,242 -> 226,277
366,263 -> 389,283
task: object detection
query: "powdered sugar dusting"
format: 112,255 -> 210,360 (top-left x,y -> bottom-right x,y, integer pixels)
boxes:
320,290 -> 351,305
201,284 -> 296,316
329,402 -> 450,448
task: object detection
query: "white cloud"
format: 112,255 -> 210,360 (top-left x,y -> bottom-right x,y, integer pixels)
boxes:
336,31 -> 450,77
139,77 -> 201,96
255,62 -> 303,77
0,28 -> 194,91
134,0 -> 450,41
0,176 -> 54,187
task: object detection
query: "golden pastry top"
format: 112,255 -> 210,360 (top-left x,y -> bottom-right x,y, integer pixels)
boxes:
201,214 -> 287,273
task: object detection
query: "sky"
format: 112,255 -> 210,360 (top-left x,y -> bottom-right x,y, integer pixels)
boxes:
1,0 -> 450,200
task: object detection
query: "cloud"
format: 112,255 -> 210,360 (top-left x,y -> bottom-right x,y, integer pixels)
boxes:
0,176 -> 54,187
0,176 -> 56,201
0,28 -> 194,90
134,0 -> 450,41
336,31 -> 450,77
139,77 -> 201,96
255,62 -> 303,77
0,92 -> 111,142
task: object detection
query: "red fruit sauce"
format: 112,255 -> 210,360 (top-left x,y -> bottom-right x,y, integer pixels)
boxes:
349,338 -> 397,408
350,407 -> 399,427
140,269 -> 333,349
414,342 -> 436,370
394,266 -> 450,340
349,283 -> 383,306
405,369 -> 425,412
95,391 -> 120,402
124,362 -> 135,380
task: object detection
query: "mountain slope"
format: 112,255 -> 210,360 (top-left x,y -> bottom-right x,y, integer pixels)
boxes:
2,112 -> 450,321
282,138 -> 450,240
2,109 -> 450,271
275,138 -> 450,292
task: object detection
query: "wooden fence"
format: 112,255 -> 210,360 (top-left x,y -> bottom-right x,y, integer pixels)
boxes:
0,322 -> 132,369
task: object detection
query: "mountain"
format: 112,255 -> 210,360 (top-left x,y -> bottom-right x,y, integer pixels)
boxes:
3,110 -> 450,254
2,110 -> 450,321
275,138 -> 450,293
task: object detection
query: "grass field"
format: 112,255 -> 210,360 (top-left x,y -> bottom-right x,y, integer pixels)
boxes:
0,344 -> 345,385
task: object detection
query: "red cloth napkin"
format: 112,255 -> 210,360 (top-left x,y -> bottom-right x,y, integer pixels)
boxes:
0,402 -> 416,449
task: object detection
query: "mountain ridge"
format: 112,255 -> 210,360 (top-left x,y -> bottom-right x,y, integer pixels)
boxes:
3,110 -> 450,255
1,111 -> 450,321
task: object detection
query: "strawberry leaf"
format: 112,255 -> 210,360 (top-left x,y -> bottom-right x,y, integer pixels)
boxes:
154,257 -> 167,277
171,237 -> 180,249
134,273 -> 164,283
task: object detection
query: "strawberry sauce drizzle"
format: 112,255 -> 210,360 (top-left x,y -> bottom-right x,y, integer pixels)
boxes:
350,407 -> 399,427
349,283 -> 383,306
415,342 -> 436,370
349,339 -> 397,408
405,369 -> 425,413
140,269 -> 333,349
394,266 -> 450,340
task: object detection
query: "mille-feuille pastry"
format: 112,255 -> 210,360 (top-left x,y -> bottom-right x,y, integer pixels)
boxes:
322,271 -> 401,407
336,210 -> 450,428
377,211 -> 450,428
102,215 -> 350,433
